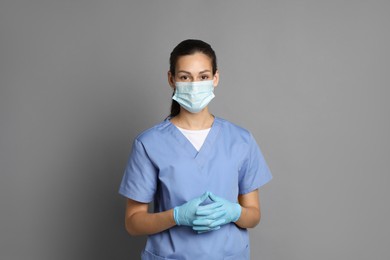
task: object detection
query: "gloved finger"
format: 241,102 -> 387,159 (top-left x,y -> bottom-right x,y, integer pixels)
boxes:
196,202 -> 224,215
196,207 -> 223,216
192,218 -> 215,226
208,218 -> 227,228
208,192 -> 222,202
196,191 -> 211,205
198,200 -> 223,210
196,226 -> 221,234
193,224 -> 221,231
192,225 -> 214,231
195,209 -> 226,222
193,216 -> 227,228
206,209 -> 226,220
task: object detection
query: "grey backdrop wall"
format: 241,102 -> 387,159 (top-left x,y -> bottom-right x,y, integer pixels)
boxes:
1,0 -> 389,259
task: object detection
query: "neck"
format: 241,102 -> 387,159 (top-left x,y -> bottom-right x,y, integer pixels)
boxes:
171,108 -> 214,130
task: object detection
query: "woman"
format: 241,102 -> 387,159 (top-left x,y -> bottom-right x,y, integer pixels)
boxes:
119,39 -> 272,259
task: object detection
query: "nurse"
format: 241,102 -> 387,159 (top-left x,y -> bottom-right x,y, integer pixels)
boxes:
119,39 -> 272,259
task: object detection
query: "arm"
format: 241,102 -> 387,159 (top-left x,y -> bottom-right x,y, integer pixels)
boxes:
235,189 -> 261,228
125,191 -> 213,236
125,198 -> 176,236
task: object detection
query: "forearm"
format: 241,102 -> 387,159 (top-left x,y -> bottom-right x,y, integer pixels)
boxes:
235,205 -> 261,228
126,209 -> 176,236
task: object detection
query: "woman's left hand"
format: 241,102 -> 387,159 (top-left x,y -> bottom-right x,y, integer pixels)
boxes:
192,193 -> 242,233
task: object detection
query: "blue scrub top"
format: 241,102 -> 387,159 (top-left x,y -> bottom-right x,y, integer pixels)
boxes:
119,117 -> 272,260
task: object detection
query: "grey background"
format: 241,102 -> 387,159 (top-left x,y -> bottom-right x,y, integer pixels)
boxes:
0,0 -> 389,259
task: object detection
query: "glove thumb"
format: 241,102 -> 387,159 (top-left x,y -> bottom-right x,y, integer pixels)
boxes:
197,191 -> 210,204
208,192 -> 221,202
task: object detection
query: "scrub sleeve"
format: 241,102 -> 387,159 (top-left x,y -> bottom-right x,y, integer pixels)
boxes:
239,133 -> 272,195
119,139 -> 157,203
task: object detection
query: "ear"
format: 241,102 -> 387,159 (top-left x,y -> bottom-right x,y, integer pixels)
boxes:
167,71 -> 175,89
213,70 -> 220,88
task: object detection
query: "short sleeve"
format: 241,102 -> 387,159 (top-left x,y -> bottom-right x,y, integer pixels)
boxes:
238,133 -> 272,194
118,139 -> 157,203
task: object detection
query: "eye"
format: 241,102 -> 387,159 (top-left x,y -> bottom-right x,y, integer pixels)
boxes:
179,75 -> 189,80
200,75 -> 210,80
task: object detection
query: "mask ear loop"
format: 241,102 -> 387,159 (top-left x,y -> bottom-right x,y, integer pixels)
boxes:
168,89 -> 181,120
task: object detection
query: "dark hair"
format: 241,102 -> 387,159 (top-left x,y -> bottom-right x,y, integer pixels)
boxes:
169,39 -> 218,117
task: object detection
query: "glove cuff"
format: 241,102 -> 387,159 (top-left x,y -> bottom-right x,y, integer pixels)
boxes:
232,203 -> 242,222
173,207 -> 181,226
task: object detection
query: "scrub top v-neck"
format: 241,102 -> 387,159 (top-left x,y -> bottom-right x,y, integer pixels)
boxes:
119,116 -> 272,260
175,126 -> 211,152
169,117 -> 220,169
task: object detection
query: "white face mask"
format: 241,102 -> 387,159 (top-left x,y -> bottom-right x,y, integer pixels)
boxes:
172,80 -> 215,113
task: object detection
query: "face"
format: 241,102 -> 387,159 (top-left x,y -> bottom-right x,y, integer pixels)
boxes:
168,52 -> 219,88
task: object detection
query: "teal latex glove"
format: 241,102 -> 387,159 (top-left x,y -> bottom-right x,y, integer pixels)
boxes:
173,192 -> 211,226
193,193 -> 242,230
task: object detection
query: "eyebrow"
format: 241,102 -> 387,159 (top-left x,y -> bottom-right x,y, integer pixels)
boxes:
177,70 -> 212,74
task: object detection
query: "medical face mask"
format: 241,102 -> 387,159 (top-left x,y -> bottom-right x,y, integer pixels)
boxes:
172,80 -> 215,113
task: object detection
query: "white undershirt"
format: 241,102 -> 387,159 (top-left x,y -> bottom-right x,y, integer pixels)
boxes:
176,126 -> 211,151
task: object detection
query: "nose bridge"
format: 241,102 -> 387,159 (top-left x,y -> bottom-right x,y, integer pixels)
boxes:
190,72 -> 197,82
191,73 -> 203,82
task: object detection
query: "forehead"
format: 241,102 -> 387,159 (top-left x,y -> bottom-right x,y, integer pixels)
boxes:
175,52 -> 213,72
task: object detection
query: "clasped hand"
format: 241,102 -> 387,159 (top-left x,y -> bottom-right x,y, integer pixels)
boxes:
173,192 -> 242,233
